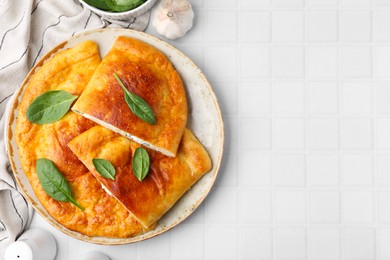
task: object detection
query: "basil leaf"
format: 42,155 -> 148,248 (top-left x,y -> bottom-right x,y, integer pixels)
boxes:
114,0 -> 145,6
92,158 -> 116,180
132,147 -> 150,181
84,0 -> 145,12
112,4 -> 136,12
105,0 -> 133,11
26,90 -> 78,124
102,0 -> 145,12
83,0 -> 111,10
36,158 -> 84,211
114,73 -> 156,125
104,0 -> 123,11
124,91 -> 157,124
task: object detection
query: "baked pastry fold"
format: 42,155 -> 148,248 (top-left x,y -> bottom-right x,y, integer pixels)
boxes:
68,125 -> 212,228
72,36 -> 188,157
15,41 -> 150,238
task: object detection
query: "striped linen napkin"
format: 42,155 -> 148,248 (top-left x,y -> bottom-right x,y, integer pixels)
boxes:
0,0 -> 150,256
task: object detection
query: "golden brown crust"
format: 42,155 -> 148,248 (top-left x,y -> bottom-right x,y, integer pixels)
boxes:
72,36 -> 188,157
15,41 -> 150,238
68,126 -> 212,228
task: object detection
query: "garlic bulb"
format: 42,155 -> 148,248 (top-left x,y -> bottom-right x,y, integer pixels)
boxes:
152,0 -> 194,40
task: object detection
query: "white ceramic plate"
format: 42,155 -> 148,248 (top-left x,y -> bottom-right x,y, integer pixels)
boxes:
5,29 -> 224,245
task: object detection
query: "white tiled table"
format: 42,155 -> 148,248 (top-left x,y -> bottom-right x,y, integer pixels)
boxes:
30,0 -> 390,259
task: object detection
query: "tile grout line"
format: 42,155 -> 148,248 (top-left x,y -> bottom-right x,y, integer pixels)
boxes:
269,1 -> 275,259
303,1 -> 310,259
241,222 -> 390,228
236,1 -> 242,259
372,1 -> 380,258
235,1 -> 244,259
336,1 -> 344,259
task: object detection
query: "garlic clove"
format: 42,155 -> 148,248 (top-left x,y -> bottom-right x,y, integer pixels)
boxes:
152,0 -> 194,40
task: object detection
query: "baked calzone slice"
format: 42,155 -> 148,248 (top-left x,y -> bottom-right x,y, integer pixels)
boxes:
72,36 -> 187,157
68,125 -> 212,228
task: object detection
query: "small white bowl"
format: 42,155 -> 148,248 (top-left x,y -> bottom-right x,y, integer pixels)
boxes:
79,0 -> 159,21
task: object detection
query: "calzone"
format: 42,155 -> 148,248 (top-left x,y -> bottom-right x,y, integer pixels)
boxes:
15,41 -> 150,238
68,125 -> 212,228
72,36 -> 188,157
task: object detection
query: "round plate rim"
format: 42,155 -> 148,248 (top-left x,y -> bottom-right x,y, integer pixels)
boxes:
6,28 -> 224,245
